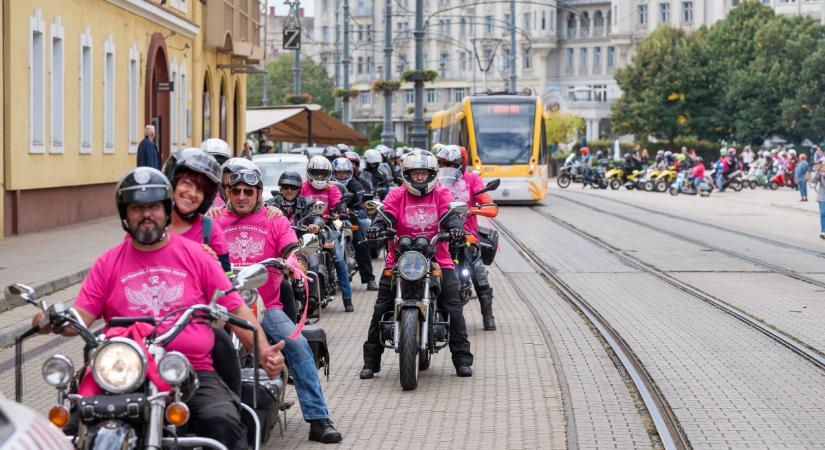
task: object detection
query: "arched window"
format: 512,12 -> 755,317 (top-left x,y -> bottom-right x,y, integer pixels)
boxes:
580,12 -> 589,37
219,77 -> 227,141
566,13 -> 577,38
594,11 -> 604,36
202,71 -> 212,140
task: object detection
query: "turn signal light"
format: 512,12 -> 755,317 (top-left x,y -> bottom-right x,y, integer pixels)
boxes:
48,405 -> 70,428
432,269 -> 442,277
166,402 -> 190,426
323,243 -> 334,249
351,225 -> 359,231
383,269 -> 394,277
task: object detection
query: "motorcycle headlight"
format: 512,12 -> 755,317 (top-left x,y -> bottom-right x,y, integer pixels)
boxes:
92,338 -> 147,393
42,354 -> 74,388
397,251 -> 428,281
240,288 -> 258,306
158,351 -> 191,386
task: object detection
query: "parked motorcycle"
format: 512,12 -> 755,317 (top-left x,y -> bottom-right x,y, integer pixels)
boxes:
605,167 -> 624,190
291,201 -> 328,324
556,154 -> 584,189
367,200 -> 469,391
669,171 -> 712,197
9,261 -> 286,450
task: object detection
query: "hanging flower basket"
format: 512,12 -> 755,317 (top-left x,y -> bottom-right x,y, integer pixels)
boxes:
400,69 -> 438,83
284,92 -> 313,105
371,79 -> 402,93
333,88 -> 360,99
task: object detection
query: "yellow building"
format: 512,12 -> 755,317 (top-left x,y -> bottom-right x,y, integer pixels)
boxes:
1,0 -> 263,237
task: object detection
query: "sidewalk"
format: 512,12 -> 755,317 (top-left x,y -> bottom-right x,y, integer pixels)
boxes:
0,216 -> 122,345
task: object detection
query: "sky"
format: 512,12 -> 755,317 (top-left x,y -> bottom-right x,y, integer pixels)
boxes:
269,0 -> 315,17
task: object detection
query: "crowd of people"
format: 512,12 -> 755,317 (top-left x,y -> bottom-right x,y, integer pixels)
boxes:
33,136 -> 500,448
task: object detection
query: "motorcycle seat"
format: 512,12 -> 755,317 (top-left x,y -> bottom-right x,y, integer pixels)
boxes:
109,316 -> 156,328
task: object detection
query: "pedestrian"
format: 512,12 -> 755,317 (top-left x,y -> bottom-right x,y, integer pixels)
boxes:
812,162 -> 825,239
641,148 -> 650,165
136,125 -> 160,169
242,140 -> 254,159
795,154 -> 810,201
742,146 -> 754,172
814,146 -> 824,164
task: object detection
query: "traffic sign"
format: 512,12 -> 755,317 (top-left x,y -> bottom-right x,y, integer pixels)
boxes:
283,28 -> 301,50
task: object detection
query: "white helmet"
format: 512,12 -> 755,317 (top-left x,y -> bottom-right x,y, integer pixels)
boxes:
364,149 -> 382,165
400,149 -> 439,196
375,144 -> 392,160
200,138 -> 232,165
332,157 -> 354,184
307,156 -> 333,189
789,149 -> 797,156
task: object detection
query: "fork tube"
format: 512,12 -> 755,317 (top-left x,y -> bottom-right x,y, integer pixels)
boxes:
420,278 -> 431,350
145,384 -> 164,449
394,280 -> 402,351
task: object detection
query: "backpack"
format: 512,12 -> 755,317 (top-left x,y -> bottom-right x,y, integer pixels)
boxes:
202,215 -> 212,246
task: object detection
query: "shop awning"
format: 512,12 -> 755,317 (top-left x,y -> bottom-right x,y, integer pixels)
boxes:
246,104 -> 368,146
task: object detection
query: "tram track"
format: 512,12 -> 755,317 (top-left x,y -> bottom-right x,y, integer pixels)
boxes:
549,193 -> 825,290
492,218 -> 690,450
526,206 -> 825,373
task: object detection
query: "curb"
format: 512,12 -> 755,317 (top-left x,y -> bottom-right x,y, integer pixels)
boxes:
769,202 -> 818,216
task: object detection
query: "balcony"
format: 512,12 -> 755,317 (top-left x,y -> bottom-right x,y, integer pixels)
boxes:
351,4 -> 373,18
205,0 -> 265,62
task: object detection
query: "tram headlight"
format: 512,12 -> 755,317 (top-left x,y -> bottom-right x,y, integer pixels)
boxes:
92,338 -> 147,393
42,354 -> 74,388
397,251 -> 428,281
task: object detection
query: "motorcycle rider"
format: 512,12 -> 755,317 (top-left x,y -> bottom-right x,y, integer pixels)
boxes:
301,156 -> 354,312
362,148 -> 394,199
215,159 -> 343,443
322,145 -> 341,163
332,157 -> 379,291
579,147 -> 593,186
436,145 -> 500,330
690,156 -> 706,190
360,149 -> 474,379
32,167 -> 285,450
715,148 -> 730,191
200,138 -> 233,209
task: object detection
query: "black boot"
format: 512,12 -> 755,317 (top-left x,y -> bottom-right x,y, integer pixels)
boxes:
343,298 -> 354,312
478,294 -> 496,331
308,419 -> 343,443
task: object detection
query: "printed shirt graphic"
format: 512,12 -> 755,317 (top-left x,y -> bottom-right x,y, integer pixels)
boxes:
300,181 -> 342,219
179,214 -> 229,255
382,185 -> 455,269
74,235 -> 244,372
216,210 -> 298,309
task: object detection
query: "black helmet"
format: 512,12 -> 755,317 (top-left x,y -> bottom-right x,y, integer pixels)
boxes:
278,171 -> 304,189
115,168 -> 173,242
162,148 -> 221,219
596,151 -> 604,159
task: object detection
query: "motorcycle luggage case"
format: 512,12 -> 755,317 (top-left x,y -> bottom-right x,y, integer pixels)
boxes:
240,368 -> 283,445
302,325 -> 330,380
477,226 -> 499,266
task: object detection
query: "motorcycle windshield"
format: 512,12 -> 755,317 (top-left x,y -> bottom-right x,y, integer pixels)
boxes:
437,168 -> 462,188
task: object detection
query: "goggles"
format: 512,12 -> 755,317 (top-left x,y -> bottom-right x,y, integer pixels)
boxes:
227,169 -> 261,187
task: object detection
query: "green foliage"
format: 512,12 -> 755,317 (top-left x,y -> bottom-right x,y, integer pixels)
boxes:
545,112 -> 584,145
247,55 -> 335,111
333,88 -> 360,98
400,69 -> 438,82
612,1 -> 825,146
283,92 -> 312,105
371,79 -> 402,93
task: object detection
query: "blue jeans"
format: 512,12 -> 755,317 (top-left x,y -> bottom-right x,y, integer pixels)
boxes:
332,230 -> 352,301
798,178 -> 808,198
716,173 -> 726,191
261,308 -> 329,421
819,202 -> 825,233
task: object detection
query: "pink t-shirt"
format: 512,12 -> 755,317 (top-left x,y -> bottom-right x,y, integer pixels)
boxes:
300,181 -> 342,219
178,215 -> 229,256
383,185 -> 455,270
212,193 -> 226,209
215,209 -> 298,310
441,171 -> 485,236
74,235 -> 244,372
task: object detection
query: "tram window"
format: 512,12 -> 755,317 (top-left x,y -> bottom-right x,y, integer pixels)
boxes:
459,119 -> 468,148
539,119 -> 548,165
471,102 -> 535,165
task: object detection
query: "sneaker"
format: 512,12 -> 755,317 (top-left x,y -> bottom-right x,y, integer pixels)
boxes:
308,419 -> 343,443
366,280 -> 379,291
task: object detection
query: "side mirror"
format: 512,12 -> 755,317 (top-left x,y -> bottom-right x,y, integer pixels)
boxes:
270,189 -> 281,198
5,283 -> 37,306
312,201 -> 327,216
234,264 -> 269,290
446,201 -> 470,216
365,199 -> 382,211
474,179 -> 500,197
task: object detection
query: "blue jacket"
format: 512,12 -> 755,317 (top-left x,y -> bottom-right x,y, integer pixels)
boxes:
136,137 -> 160,169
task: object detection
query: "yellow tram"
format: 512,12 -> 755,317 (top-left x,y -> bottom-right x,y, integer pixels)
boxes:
429,93 -> 549,203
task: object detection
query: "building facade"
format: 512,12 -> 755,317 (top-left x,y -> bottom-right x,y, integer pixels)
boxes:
312,0 -> 825,143
2,0 -> 263,237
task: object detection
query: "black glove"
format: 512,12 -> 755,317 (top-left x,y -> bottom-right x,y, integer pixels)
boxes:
366,227 -> 384,240
449,228 -> 466,242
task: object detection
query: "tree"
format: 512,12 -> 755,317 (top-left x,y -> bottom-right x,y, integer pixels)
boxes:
247,54 -> 336,111
545,112 -> 584,146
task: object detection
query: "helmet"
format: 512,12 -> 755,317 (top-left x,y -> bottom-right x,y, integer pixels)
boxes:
344,151 -> 361,167
581,147 -> 590,156
623,153 -> 630,159
789,149 -> 797,156
200,138 -> 232,165
656,150 -> 664,156
162,148 -> 222,218
435,145 -> 465,171
728,147 -> 737,154
400,149 -> 438,196
720,149 -> 728,156
364,149 -> 382,165
375,144 -> 392,161
676,154 -> 686,162
322,146 -> 341,161
222,158 -> 263,188
696,156 -> 703,163
278,171 -> 304,190
307,155 -> 333,189
336,143 -> 351,153
432,143 -> 444,153
115,167 -> 173,243
332,157 -> 354,184
394,148 -> 405,159
664,151 -> 672,157
596,151 -> 604,159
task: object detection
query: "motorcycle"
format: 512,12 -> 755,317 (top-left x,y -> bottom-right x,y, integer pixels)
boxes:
605,167 -> 624,190
9,261 -> 286,450
330,194 -> 358,280
291,201 -> 329,324
556,154 -> 584,189
770,172 -> 787,190
669,171 -> 712,197
367,200 -> 469,391
652,166 -> 677,192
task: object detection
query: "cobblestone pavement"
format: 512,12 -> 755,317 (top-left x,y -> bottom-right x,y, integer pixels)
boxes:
502,206 -> 825,448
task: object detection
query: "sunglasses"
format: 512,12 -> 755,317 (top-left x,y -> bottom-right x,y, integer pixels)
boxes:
227,170 -> 261,186
280,185 -> 299,191
229,187 -> 257,197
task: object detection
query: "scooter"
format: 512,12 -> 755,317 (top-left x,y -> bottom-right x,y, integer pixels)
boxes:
669,171 -> 711,196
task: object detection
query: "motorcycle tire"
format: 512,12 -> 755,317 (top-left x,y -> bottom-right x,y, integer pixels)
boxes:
598,179 -> 608,189
609,179 -> 621,190
643,181 -> 654,191
730,180 -> 743,192
419,349 -> 431,371
669,187 -> 680,196
399,308 -> 420,391
556,174 -> 571,189
655,179 -> 667,192
770,181 -> 779,191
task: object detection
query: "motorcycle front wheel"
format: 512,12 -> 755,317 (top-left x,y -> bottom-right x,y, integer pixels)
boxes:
609,178 -> 621,190
556,174 -> 571,189
655,179 -> 667,192
399,308 -> 420,390
643,181 -> 654,191
730,180 -> 743,192
669,187 -> 680,196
